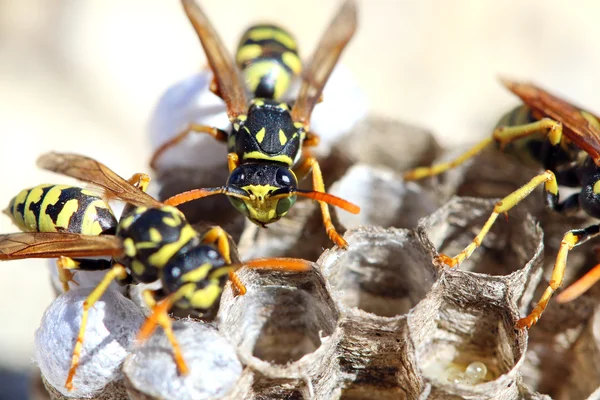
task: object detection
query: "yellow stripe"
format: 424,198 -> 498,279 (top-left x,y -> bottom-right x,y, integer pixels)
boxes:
149,228 -> 162,243
124,238 -> 137,257
279,129 -> 288,145
242,151 -> 293,166
181,263 -> 212,283
23,186 -> 50,231
10,189 -> 31,231
119,214 -> 136,230
594,180 -> 600,195
281,51 -> 302,75
148,224 -> 197,268
85,200 -> 112,235
236,44 -> 263,65
255,127 -> 266,143
131,260 -> 145,276
49,199 -> 79,232
189,282 -> 222,309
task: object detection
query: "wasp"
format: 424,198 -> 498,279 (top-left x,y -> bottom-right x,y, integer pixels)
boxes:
0,152 -> 310,391
403,78 -> 600,329
149,0 -> 360,249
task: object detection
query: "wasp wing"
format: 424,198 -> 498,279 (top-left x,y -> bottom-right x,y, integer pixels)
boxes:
0,233 -> 123,260
291,0 -> 357,125
36,152 -> 163,208
501,78 -> 600,166
182,0 -> 247,120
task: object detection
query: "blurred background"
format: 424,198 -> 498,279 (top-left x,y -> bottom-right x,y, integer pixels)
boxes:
0,0 -> 599,398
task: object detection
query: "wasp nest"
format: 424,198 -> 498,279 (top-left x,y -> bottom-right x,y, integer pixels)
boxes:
32,71 -> 600,399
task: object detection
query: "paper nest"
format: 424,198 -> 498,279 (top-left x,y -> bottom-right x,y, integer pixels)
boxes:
33,69 -> 600,400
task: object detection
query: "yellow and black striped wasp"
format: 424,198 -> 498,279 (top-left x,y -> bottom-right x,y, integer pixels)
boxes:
404,78 -> 600,329
0,152 -> 310,391
150,0 -> 360,249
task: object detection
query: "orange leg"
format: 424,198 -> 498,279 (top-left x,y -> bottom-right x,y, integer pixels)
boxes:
201,226 -> 232,264
303,131 -> 320,148
556,263 -> 600,304
296,156 -> 348,249
137,289 -> 189,375
65,264 -> 128,391
127,173 -> 151,192
228,271 -> 247,296
202,226 -> 246,295
227,152 -> 240,173
56,256 -> 80,292
150,124 -> 228,170
516,224 -> 600,329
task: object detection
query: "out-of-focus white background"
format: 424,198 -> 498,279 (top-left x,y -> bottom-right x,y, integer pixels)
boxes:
0,0 -> 599,396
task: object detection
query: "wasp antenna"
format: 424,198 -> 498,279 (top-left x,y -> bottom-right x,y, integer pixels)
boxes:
295,190 -> 360,214
244,257 -> 312,272
163,187 -> 227,206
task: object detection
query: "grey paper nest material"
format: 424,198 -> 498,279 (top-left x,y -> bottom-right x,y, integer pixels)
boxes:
34,114 -> 600,399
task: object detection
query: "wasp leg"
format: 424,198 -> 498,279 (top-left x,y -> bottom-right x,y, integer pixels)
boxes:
517,224 -> 600,329
227,271 -> 247,296
493,118 -> 562,150
127,173 -> 151,192
201,226 -> 232,264
227,152 -> 240,173
57,257 -> 80,292
303,131 -> 320,148
136,289 -> 189,375
56,258 -> 113,292
403,118 -> 563,181
297,156 -> 348,249
437,170 -> 557,267
65,263 -> 129,391
201,226 -> 246,295
150,124 -> 228,170
403,137 -> 494,180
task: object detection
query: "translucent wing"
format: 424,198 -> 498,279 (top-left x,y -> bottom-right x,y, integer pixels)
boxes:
0,233 -> 123,260
291,0 -> 357,125
37,152 -> 163,208
182,0 -> 247,120
501,78 -> 600,166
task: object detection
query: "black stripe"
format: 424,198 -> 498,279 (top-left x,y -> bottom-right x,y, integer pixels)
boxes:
28,186 -> 54,231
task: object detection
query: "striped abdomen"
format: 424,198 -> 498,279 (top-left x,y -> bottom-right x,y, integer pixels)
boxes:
235,24 -> 302,100
5,184 -> 117,235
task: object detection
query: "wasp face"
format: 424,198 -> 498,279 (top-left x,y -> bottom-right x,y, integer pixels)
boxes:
226,163 -> 298,226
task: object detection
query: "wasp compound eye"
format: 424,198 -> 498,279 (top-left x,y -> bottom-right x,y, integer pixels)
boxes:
228,169 -> 246,186
275,169 -> 295,187
228,197 -> 249,216
276,195 -> 297,216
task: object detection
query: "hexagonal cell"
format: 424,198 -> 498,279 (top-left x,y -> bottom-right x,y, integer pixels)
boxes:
409,268 -> 527,399
320,226 -> 438,318
218,266 -> 338,366
417,196 -> 544,312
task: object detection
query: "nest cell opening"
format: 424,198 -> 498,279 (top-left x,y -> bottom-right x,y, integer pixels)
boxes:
323,228 -> 437,318
220,268 -> 338,365
414,301 -> 523,388
424,198 -> 541,277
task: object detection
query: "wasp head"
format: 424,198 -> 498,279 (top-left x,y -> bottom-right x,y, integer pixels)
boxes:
226,163 -> 298,226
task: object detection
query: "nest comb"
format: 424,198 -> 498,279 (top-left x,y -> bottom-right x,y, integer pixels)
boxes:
31,72 -> 600,399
